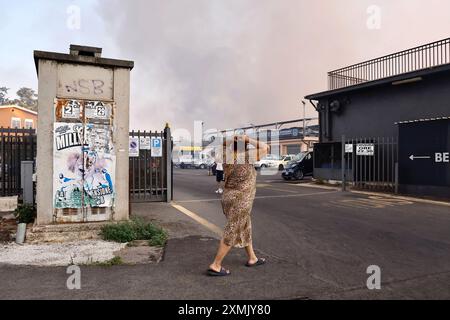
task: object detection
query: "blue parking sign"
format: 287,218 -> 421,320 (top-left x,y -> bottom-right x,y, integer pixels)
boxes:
153,139 -> 161,148
151,138 -> 163,157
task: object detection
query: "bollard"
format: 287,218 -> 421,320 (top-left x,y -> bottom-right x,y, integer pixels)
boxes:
16,223 -> 27,244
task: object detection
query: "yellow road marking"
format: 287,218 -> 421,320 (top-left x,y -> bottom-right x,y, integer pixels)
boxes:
258,183 -> 306,194
171,203 -> 222,236
292,182 -> 450,208
256,183 -> 271,188
326,195 -> 414,210
351,190 -> 450,207
289,183 -> 339,191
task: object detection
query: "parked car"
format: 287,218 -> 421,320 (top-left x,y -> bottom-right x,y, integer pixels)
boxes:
193,157 -> 214,169
281,152 -> 314,180
254,154 -> 296,171
278,154 -> 297,171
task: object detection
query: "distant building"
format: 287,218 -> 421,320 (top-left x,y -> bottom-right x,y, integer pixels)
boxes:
202,124 -> 319,157
277,126 -> 319,154
0,105 -> 37,129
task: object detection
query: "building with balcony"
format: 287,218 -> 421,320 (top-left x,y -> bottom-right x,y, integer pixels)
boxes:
305,38 -> 450,198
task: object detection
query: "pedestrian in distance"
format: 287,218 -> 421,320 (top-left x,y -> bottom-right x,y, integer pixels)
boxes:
207,134 -> 269,276
214,157 -> 224,194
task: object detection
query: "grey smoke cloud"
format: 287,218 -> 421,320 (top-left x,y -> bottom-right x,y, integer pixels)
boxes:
96,0 -> 450,131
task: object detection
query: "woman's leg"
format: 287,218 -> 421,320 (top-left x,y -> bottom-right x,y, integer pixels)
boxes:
209,239 -> 232,272
244,242 -> 259,265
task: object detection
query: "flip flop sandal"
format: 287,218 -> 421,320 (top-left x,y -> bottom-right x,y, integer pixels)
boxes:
207,267 -> 231,277
245,258 -> 266,267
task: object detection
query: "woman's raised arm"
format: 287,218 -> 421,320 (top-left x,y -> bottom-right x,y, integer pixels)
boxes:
244,135 -> 269,160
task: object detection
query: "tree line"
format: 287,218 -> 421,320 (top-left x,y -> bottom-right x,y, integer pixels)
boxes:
0,86 -> 38,111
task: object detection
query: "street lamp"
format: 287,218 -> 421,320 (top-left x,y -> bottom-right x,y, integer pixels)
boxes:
301,100 -> 306,138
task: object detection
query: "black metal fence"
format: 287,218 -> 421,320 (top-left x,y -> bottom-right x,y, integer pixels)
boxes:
341,137 -> 398,193
129,127 -> 172,203
329,38 -> 450,90
0,128 -> 37,197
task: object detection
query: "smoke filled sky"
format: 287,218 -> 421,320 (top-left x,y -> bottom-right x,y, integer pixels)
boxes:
1,0 -> 450,132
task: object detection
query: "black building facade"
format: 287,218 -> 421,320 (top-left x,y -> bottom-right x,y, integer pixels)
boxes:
305,38 -> 450,198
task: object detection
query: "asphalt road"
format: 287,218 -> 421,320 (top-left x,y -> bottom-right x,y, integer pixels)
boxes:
1,168 -> 450,299
170,168 -> 450,299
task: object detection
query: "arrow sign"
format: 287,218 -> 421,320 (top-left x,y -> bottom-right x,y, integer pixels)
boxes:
409,155 -> 431,161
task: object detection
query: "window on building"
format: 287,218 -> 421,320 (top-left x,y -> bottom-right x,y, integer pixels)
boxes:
286,145 -> 301,155
24,119 -> 34,129
11,117 -> 21,128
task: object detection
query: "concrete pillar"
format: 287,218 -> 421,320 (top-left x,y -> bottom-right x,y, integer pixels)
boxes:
34,45 -> 134,225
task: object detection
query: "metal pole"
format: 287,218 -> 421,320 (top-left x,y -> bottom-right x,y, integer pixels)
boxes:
302,100 -> 306,139
395,162 -> 399,194
21,161 -> 34,205
341,135 -> 346,192
165,124 -> 172,203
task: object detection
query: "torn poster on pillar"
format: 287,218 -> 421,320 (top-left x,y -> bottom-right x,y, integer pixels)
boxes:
83,123 -> 116,208
53,123 -> 85,209
53,122 -> 116,209
55,99 -> 83,121
85,101 -> 113,121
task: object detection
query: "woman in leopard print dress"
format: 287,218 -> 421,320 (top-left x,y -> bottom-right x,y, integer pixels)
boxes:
208,135 -> 269,276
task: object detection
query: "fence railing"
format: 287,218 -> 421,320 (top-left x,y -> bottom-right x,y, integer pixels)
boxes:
341,136 -> 398,193
328,38 -> 450,90
129,126 -> 172,203
0,128 -> 37,197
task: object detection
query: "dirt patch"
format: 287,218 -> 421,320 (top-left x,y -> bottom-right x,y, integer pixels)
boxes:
0,218 -> 17,243
115,245 -> 164,265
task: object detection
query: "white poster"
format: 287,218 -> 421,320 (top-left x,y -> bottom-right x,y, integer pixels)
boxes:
85,101 -> 112,120
345,144 -> 354,153
356,143 -> 375,156
61,100 -> 82,119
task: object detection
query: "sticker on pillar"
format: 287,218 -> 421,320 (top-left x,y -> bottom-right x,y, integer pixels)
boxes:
55,99 -> 83,121
53,123 -> 85,209
85,101 -> 112,121
83,124 -> 115,208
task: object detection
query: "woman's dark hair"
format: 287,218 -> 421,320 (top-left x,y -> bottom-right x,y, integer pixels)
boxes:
222,136 -> 249,154
233,139 -> 249,153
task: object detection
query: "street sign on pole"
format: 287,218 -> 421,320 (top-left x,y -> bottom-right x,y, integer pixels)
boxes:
139,137 -> 151,150
356,143 -> 375,156
129,137 -> 139,157
345,144 -> 353,153
151,137 -> 163,157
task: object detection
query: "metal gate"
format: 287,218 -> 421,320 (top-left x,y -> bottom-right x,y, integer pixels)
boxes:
341,136 -> 398,193
0,128 -> 36,197
129,126 -> 172,202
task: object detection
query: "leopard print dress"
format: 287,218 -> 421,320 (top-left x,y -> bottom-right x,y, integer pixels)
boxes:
221,161 -> 257,248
